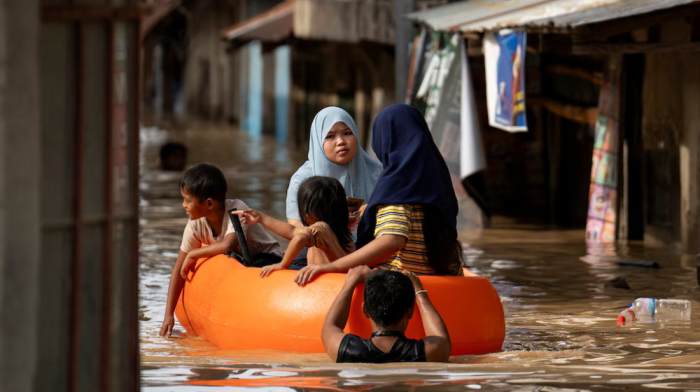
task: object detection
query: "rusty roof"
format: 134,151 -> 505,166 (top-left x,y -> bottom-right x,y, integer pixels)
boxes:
406,0 -> 698,32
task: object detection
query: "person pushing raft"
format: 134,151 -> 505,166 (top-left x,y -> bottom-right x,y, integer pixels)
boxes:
322,266 -> 451,363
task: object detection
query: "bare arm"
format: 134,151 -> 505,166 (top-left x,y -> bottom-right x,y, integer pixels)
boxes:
287,218 -> 303,228
279,232 -> 310,268
417,293 -> 451,362
186,233 -> 237,260
160,250 -> 188,337
321,266 -> 373,361
180,233 -> 238,279
401,271 -> 451,362
331,234 -> 406,271
294,234 -> 406,286
259,232 -> 311,277
233,209 -> 295,240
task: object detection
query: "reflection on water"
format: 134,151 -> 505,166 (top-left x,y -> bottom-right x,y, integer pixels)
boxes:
139,122 -> 700,391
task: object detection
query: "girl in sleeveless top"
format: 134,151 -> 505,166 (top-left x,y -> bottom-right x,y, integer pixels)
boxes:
233,176 -> 355,277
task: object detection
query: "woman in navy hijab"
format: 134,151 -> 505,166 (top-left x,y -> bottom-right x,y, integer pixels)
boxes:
295,104 -> 464,286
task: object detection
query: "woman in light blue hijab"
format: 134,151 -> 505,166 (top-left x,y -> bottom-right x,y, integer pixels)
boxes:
286,107 -> 383,228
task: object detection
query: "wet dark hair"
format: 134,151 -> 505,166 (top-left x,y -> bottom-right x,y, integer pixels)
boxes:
422,206 -> 464,275
297,176 -> 353,253
179,163 -> 227,203
364,270 -> 415,327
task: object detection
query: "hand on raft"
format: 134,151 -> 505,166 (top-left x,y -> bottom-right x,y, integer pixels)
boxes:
344,265 -> 374,287
400,269 -> 424,292
294,260 -> 374,287
231,209 -> 262,225
295,263 -> 335,286
180,255 -> 196,281
260,262 -> 285,277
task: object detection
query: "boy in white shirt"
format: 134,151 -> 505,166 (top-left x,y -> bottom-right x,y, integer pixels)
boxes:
159,163 -> 284,337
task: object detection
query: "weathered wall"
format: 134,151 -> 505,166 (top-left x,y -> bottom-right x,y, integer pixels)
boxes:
295,0 -> 395,45
641,53 -> 682,245
183,1 -> 238,118
679,52 -> 700,252
289,41 -> 395,149
642,20 -> 700,252
0,0 -> 41,390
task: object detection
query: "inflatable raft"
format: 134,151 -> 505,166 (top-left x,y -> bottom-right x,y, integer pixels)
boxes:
175,254 -> 505,355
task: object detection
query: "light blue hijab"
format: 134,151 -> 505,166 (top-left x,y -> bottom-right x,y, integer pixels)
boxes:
286,107 -> 383,221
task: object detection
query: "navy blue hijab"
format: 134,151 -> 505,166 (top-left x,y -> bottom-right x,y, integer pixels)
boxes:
356,104 -> 459,248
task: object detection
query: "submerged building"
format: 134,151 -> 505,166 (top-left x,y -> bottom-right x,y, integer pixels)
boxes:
408,0 -> 700,252
221,0 -> 398,148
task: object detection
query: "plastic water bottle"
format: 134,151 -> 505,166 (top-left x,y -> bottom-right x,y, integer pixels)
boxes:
617,298 -> 692,324
500,297 -> 509,318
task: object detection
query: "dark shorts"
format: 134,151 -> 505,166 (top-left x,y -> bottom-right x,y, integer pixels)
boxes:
287,247 -> 308,271
224,251 -> 283,268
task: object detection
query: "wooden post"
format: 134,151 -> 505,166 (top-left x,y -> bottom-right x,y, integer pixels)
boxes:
680,52 -> 700,253
618,54 -> 645,241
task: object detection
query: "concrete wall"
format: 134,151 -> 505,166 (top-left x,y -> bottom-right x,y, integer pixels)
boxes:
0,0 -> 41,390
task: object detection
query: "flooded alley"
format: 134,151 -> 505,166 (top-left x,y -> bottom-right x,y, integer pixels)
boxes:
7,1 -> 700,391
139,123 -> 700,391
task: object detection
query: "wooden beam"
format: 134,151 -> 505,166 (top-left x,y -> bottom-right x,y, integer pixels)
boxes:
547,64 -> 603,86
573,41 -> 700,55
575,2 -> 700,40
41,5 -> 142,22
537,98 -> 598,126
539,34 -> 574,55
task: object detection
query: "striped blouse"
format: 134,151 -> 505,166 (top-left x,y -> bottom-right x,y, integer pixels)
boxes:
373,204 -> 463,276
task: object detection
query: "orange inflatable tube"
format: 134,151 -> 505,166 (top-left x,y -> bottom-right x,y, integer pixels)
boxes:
175,254 -> 505,356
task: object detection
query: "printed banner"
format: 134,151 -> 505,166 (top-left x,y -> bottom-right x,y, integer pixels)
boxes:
483,30 -> 527,132
415,34 -> 458,129
585,56 -> 622,243
420,34 -> 488,229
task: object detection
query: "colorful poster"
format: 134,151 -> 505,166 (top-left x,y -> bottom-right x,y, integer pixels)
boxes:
483,30 -> 527,132
586,56 -> 622,243
415,34 -> 458,129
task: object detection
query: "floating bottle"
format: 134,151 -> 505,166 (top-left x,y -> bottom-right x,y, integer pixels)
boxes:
617,298 -> 691,324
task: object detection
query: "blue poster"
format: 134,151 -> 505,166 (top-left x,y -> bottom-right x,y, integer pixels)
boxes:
484,30 -> 527,132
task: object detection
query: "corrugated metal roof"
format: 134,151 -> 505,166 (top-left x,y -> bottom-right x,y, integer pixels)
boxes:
406,0 -> 698,32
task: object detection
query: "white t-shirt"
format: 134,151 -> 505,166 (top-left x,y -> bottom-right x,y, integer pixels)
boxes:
180,199 -> 284,258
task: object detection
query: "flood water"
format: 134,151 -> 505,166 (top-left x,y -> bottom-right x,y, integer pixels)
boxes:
139,122 -> 700,391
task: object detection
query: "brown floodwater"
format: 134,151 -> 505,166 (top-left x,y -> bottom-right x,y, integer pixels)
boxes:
139,121 -> 700,391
